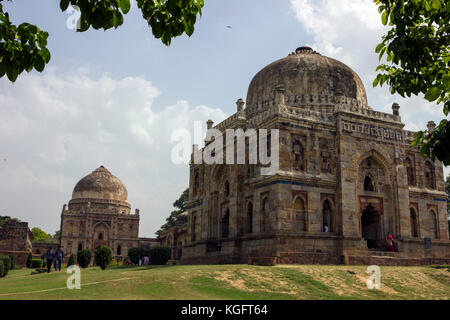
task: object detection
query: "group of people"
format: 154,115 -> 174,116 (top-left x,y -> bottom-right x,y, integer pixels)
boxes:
44,246 -> 64,273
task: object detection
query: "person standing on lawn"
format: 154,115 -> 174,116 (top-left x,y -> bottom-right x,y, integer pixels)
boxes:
45,247 -> 55,273
54,245 -> 64,271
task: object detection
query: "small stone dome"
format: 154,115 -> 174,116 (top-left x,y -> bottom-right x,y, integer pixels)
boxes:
245,46 -> 368,116
72,166 -> 128,202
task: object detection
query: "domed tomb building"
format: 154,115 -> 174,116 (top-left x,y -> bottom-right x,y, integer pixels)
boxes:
60,166 -> 142,259
181,47 -> 450,265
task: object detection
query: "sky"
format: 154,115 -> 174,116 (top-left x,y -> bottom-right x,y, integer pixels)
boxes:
0,0 -> 448,237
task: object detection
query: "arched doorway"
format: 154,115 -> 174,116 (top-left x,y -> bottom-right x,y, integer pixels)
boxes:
322,199 -> 333,232
361,204 -> 382,249
410,208 -> 419,237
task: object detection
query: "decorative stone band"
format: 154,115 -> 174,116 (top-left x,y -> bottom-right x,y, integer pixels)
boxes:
341,120 -> 403,142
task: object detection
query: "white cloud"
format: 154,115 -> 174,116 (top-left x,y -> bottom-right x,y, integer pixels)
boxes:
0,68 -> 227,236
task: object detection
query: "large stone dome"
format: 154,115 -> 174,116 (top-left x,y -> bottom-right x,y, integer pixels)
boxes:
245,46 -> 368,117
71,166 -> 128,202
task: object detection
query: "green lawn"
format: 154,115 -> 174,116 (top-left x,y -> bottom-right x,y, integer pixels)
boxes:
0,264 -> 449,300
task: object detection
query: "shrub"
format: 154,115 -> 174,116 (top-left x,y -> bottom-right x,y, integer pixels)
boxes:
9,255 -> 15,270
77,249 -> 91,268
0,261 -> 3,278
26,253 -> 32,268
31,259 -> 43,268
94,246 -> 112,270
149,247 -> 171,265
67,254 -> 75,267
0,255 -> 11,277
127,247 -> 150,264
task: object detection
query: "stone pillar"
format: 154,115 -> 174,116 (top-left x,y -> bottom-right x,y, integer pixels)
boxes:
392,102 -> 400,116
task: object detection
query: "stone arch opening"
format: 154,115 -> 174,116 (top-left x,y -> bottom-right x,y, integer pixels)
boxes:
405,157 -> 415,186
224,180 -> 230,197
78,243 -> 83,251
429,210 -> 438,239
92,222 -> 109,251
293,196 -> 306,232
424,161 -> 435,189
221,209 -> 230,238
361,204 -> 382,249
246,201 -> 253,233
292,140 -> 305,171
364,176 -> 375,191
410,208 -> 419,238
262,197 -> 270,232
117,245 -> 121,255
322,199 -> 333,232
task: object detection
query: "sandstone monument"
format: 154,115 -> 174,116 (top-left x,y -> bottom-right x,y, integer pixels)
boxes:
60,166 -> 158,260
180,46 -> 450,265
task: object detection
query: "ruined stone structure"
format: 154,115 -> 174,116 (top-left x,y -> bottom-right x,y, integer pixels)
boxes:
60,166 -> 153,260
159,211 -> 188,260
0,220 -> 33,266
181,47 -> 450,265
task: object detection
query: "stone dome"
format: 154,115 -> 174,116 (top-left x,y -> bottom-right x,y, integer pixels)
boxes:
245,46 -> 368,117
71,166 -> 128,202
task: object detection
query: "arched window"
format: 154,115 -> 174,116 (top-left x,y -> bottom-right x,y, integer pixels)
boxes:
262,197 -> 270,232
322,199 -> 333,232
294,196 -> 306,231
364,176 -> 375,191
246,202 -> 253,233
117,245 -> 121,255
429,210 -> 438,239
98,232 -> 103,240
221,209 -> 230,238
78,243 -> 83,251
191,214 -> 197,242
410,208 -> 419,237
193,171 -> 199,196
405,158 -> 415,186
292,141 -> 305,171
266,134 -> 271,157
424,161 -> 435,189
224,180 -> 230,197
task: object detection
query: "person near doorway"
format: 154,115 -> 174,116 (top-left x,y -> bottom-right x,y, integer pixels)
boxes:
323,223 -> 329,232
54,245 -> 64,271
45,247 -> 55,273
385,232 -> 394,252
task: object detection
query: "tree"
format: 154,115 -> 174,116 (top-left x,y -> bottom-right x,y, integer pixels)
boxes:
77,249 -> 92,268
0,215 -> 20,227
155,188 -> 189,237
94,246 -> 112,270
31,227 -> 52,242
373,0 -> 450,165
67,254 -> 75,267
0,0 -> 204,82
26,252 -> 32,268
53,230 -> 61,241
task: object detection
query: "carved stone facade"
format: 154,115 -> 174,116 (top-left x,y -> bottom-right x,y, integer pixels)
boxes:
181,47 -> 450,265
60,166 -> 145,260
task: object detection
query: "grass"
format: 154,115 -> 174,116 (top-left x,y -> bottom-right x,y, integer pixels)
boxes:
0,264 -> 449,300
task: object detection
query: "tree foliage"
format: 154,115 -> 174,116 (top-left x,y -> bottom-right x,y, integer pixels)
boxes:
0,215 -> 20,227
373,0 -> 450,165
77,249 -> 92,268
31,227 -> 52,242
155,188 -> 189,237
0,0 -> 204,82
94,246 -> 112,270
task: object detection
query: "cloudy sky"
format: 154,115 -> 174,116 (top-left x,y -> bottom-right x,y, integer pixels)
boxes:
0,0 -> 448,237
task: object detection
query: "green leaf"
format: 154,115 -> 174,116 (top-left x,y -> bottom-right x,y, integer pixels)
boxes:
118,0 -> 131,14
34,55 -> 45,72
39,47 -> 51,63
60,0 -> 70,11
375,43 -> 384,53
381,11 -> 388,25
6,67 -> 18,82
424,86 -> 441,101
431,0 -> 441,9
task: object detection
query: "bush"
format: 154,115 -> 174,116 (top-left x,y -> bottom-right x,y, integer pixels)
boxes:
127,247 -> 150,264
77,249 -> 91,268
0,255 -> 11,277
94,246 -> 112,270
31,259 -> 43,268
26,253 -> 32,268
9,255 -> 15,270
0,261 -> 3,278
149,247 -> 171,265
67,254 -> 75,267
